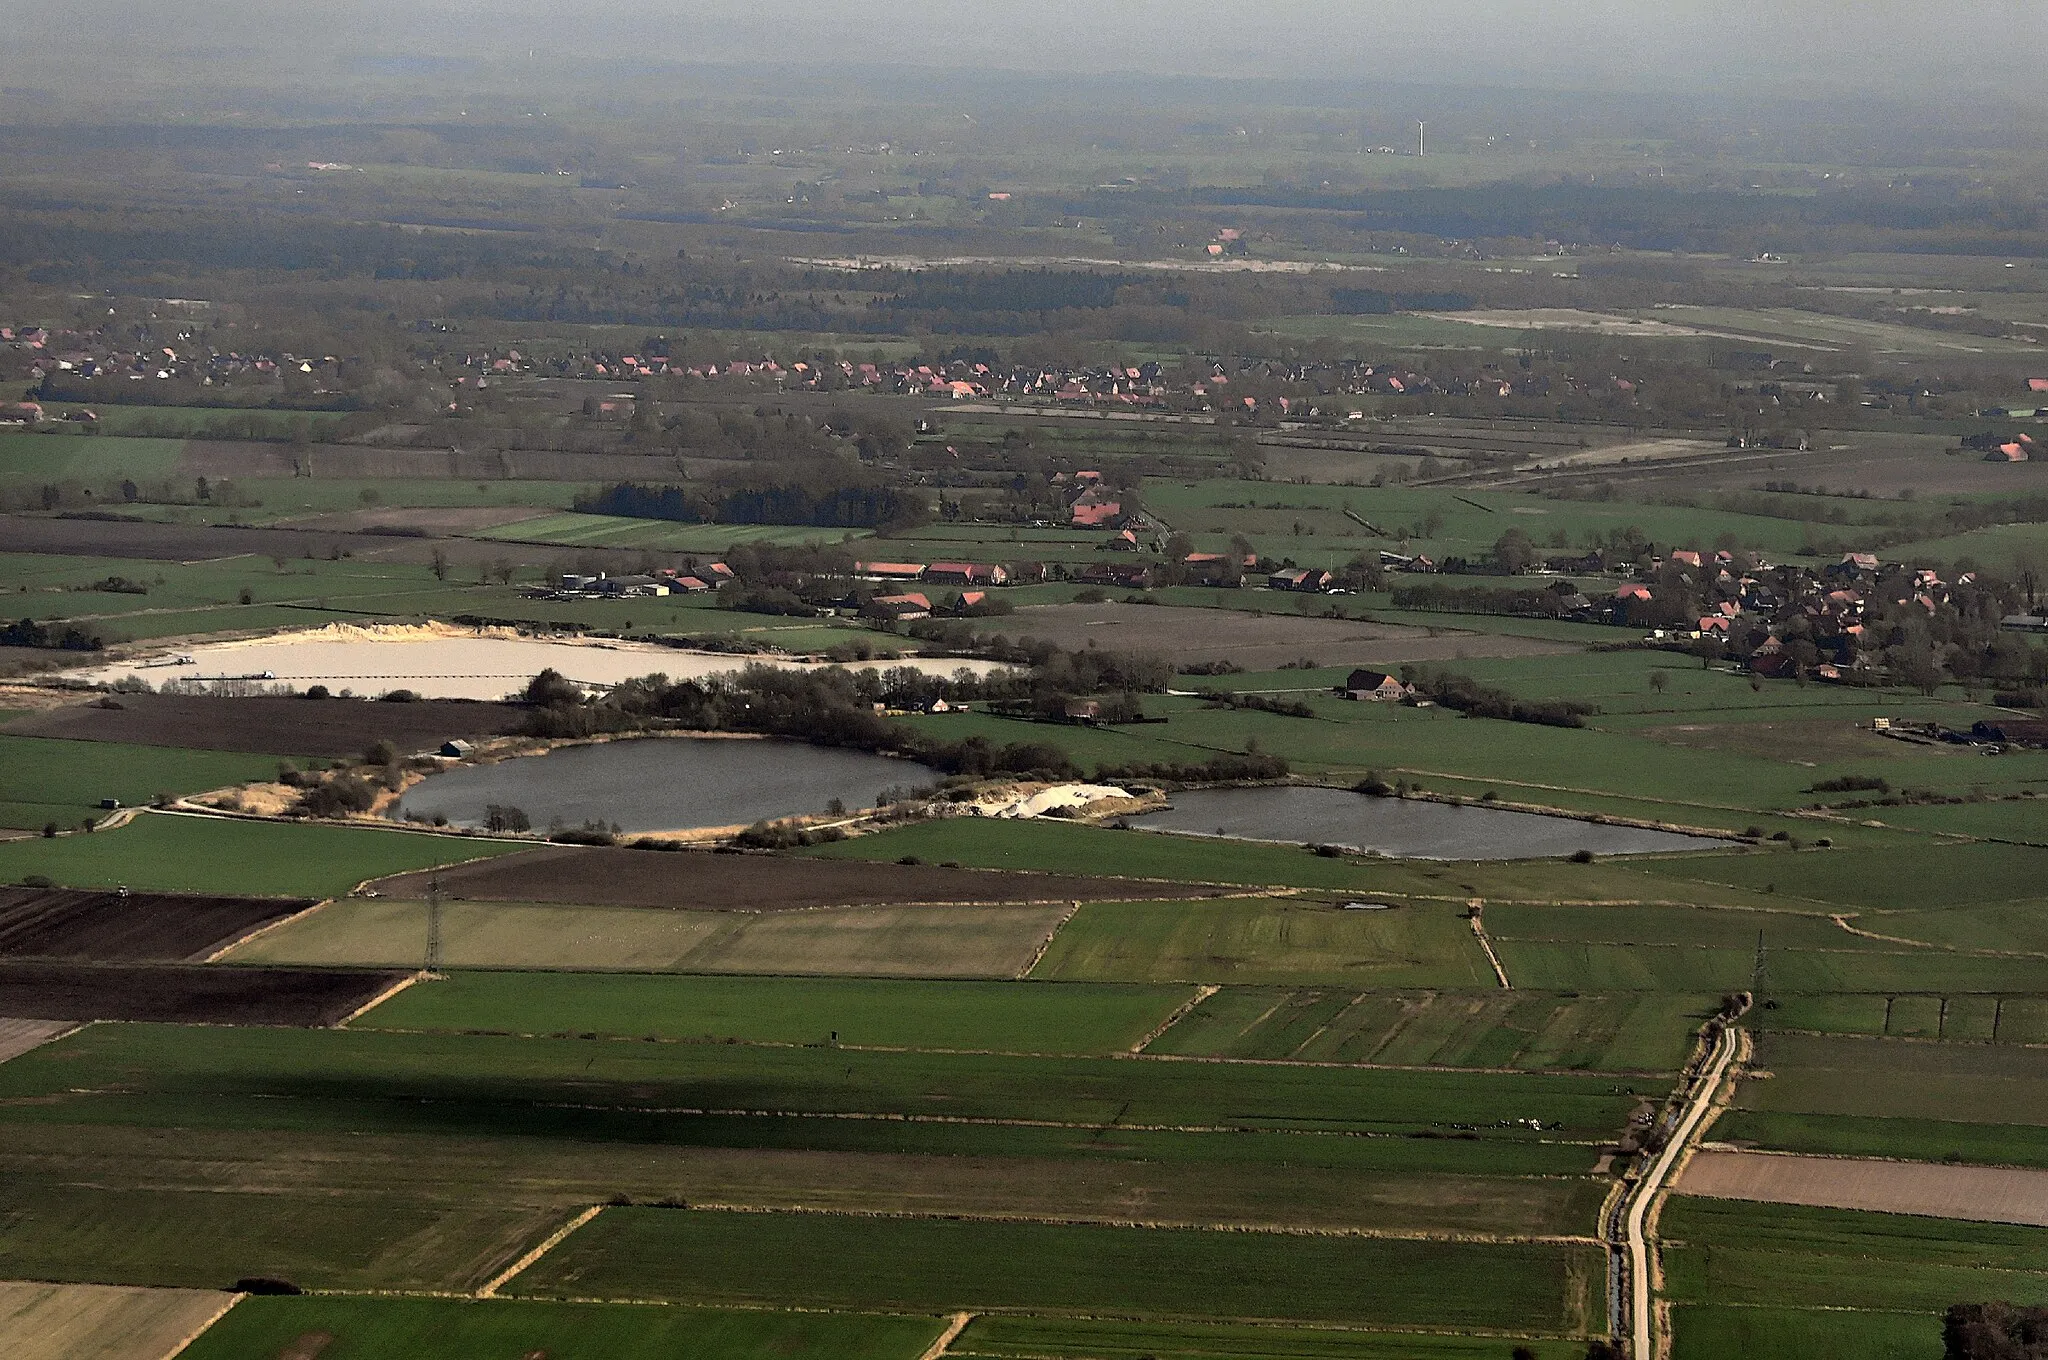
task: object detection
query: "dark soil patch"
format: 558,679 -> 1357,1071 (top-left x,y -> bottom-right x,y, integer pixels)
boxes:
0,961 -> 407,1025
375,844 -> 1218,911
0,886 -> 313,961
3,693 -> 526,758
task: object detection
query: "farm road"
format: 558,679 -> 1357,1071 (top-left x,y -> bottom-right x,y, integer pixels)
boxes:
1618,1021 -> 1739,1360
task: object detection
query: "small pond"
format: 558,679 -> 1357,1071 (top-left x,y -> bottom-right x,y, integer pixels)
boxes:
397,737 -> 933,834
1128,786 -> 1724,860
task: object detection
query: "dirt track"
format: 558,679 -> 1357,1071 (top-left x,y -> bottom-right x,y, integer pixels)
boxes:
3,692 -> 525,757
0,961 -> 410,1026
0,886 -> 313,961
1681,1148 -> 2048,1227
376,844 -> 1218,911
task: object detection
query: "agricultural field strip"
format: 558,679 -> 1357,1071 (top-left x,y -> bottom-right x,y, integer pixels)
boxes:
504,1200 -> 1603,1247
1678,1149 -> 2048,1228
348,1025 -> 1689,1078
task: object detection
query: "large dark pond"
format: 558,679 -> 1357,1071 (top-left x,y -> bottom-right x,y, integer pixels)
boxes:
1128,786 -> 1724,860
396,738 -> 931,833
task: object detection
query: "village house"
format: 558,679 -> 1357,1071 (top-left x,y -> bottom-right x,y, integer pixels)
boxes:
1341,669 -> 1414,702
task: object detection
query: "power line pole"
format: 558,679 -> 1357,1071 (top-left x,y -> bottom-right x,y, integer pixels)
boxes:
425,870 -> 444,979
1749,929 -> 1767,1004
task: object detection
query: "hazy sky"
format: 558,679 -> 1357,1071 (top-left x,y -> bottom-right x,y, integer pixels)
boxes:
10,0 -> 2048,97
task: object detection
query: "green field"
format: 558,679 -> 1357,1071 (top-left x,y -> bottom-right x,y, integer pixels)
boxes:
228,898 -> 1071,977
952,1316 -> 1585,1360
513,1206 -> 1604,1334
0,431 -> 187,486
359,972 -> 1194,1054
0,1023 -> 1638,1146
1763,992 -> 2048,1044
0,812 -> 522,897
181,1295 -> 947,1360
0,1176 -> 561,1293
1668,1305 -> 1940,1360
1661,1198 -> 2048,1313
1032,898 -> 1496,987
0,734 -> 289,829
1713,1032 -> 2048,1166
1148,986 -> 1710,1071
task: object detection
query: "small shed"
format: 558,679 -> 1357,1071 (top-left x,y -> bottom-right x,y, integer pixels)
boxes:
440,739 -> 476,758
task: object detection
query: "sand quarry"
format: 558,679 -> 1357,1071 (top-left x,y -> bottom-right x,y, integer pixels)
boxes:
65,622 -> 1009,701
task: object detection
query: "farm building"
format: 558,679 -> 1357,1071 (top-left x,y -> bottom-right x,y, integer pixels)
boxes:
1341,669 -> 1414,702
1268,567 -> 1334,593
856,561 -> 928,581
440,739 -> 475,758
864,592 -> 932,621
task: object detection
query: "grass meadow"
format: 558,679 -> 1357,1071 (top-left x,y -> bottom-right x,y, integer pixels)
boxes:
0,735 -> 290,830
0,812 -> 522,897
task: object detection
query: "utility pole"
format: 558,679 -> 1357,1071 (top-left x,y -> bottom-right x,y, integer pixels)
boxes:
1749,929 -> 1767,1004
425,871 -> 444,979
1417,121 -> 1425,157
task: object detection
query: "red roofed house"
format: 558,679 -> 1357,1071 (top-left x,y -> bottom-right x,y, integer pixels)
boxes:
1669,549 -> 1703,569
1070,488 -> 1123,527
1989,441 -> 2031,463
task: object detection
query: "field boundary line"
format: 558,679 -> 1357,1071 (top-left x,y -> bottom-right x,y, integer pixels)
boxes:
1016,900 -> 1082,979
477,1203 -> 604,1298
332,970 -> 426,1027
201,900 -> 333,962
160,1290 -> 244,1360
1130,984 -> 1220,1052
919,1311 -> 974,1360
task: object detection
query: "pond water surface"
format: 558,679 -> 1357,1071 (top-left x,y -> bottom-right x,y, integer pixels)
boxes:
397,737 -> 933,833
1129,786 -> 1723,860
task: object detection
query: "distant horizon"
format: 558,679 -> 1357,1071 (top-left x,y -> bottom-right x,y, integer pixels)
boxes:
4,0 -> 2045,106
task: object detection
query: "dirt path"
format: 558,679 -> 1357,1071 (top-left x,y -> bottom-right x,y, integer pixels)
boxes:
0,1018 -> 79,1065
475,1204 -> 605,1299
1616,1022 -> 1740,1359
1469,902 -> 1511,989
918,1313 -> 975,1360
1131,985 -> 1220,1052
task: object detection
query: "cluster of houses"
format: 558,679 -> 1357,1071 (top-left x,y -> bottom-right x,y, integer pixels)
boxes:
429,344 -> 1666,420
552,563 -> 733,598
6,323 -> 345,393
1599,548 -> 2010,682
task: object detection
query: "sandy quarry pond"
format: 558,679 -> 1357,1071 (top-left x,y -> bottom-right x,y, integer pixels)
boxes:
397,736 -> 935,833
64,625 -> 1010,701
1130,786 -> 1725,860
